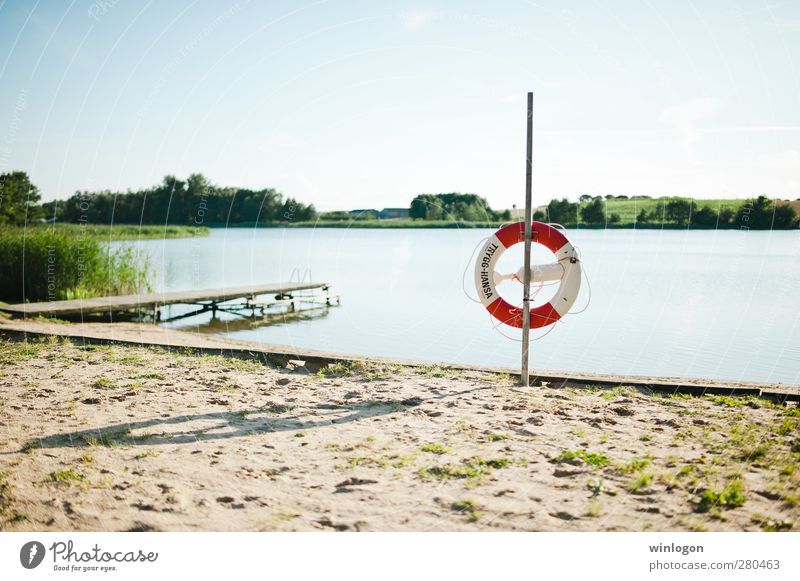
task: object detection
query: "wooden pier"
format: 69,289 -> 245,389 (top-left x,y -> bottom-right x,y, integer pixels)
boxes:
0,282 -> 337,322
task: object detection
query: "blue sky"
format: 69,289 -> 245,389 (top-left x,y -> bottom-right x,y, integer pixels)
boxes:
1,0 -> 798,210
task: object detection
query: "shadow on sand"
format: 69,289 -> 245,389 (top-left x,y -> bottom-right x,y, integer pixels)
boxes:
21,398 -> 427,451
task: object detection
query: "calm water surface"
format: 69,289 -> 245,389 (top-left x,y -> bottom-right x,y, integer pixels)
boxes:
124,228 -> 800,385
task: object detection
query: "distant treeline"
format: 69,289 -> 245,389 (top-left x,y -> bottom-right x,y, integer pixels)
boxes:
539,196 -> 798,229
409,193 -> 511,221
1,171 -> 797,230
31,173 -> 316,225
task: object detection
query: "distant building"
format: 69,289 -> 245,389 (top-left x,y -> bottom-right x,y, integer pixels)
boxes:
346,208 -> 409,219
348,209 -> 379,218
378,207 -> 409,219
508,206 -> 547,220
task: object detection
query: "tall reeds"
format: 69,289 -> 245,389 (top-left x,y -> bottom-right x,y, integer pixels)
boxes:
0,227 -> 151,303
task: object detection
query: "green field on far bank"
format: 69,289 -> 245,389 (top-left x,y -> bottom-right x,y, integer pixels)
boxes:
280,198 -> 757,229
600,197 -> 747,224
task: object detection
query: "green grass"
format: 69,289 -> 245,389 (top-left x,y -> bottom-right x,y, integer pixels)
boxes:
261,403 -> 293,414
552,449 -> 610,467
708,395 -> 746,407
707,395 -> 774,408
33,315 -> 70,325
92,377 -> 114,389
340,452 -> 416,470
486,433 -> 512,442
419,457 -> 511,481
133,449 -> 160,460
618,457 -> 652,474
316,361 -> 351,379
600,386 -> 637,401
421,443 -> 451,455
751,514 -> 794,532
48,468 -> 85,483
629,472 -> 654,493
597,197 -> 746,225
0,337 -> 53,365
451,499 -> 482,522
483,458 -> 510,468
776,417 -> 798,436
419,464 -> 485,480
696,478 -> 746,512
413,364 -> 454,378
88,427 -> 132,447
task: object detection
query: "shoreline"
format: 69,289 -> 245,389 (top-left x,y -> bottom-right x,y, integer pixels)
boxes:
1,318 -> 797,397
191,222 -> 799,230
0,326 -> 797,532
29,221 -> 800,230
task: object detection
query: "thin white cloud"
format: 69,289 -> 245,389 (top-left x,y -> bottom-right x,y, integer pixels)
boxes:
767,18 -> 800,31
660,98 -> 723,149
755,149 -> 800,168
541,79 -> 564,90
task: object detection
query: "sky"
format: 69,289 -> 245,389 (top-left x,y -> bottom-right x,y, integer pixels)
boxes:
1,0 -> 799,211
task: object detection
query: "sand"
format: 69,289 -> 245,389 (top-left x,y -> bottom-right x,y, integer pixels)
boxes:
0,330 -> 797,532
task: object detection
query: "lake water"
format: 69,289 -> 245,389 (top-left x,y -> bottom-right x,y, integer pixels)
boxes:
123,228 -> 800,386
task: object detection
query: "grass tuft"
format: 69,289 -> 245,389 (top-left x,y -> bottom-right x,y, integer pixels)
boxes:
421,443 -> 450,455
696,478 -> 746,512
552,449 -> 609,467
48,469 -> 85,484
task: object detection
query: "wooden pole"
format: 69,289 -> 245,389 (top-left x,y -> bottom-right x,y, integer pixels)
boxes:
521,92 -> 533,387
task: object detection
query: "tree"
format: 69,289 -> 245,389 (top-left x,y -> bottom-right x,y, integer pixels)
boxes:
0,171 -> 43,225
733,195 -> 797,229
52,174 -> 315,225
773,203 -> 797,229
735,195 -> 781,229
692,205 -> 719,227
648,202 -> 665,223
409,195 -> 432,219
546,198 -> 578,225
636,209 -> 649,224
408,193 -> 501,221
718,207 -> 735,225
665,198 -> 696,225
580,196 -> 606,224
609,212 -> 621,224
579,194 -> 592,203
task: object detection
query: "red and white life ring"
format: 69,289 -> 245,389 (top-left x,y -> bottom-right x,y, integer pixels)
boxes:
474,221 -> 581,328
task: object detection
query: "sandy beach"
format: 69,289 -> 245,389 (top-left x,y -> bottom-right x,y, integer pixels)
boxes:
0,327 -> 797,532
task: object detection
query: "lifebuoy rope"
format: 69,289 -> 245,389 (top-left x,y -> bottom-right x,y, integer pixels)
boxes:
461,224 -> 592,343
473,221 -> 583,329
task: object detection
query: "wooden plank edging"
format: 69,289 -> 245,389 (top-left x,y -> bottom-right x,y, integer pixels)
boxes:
1,326 -> 797,403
